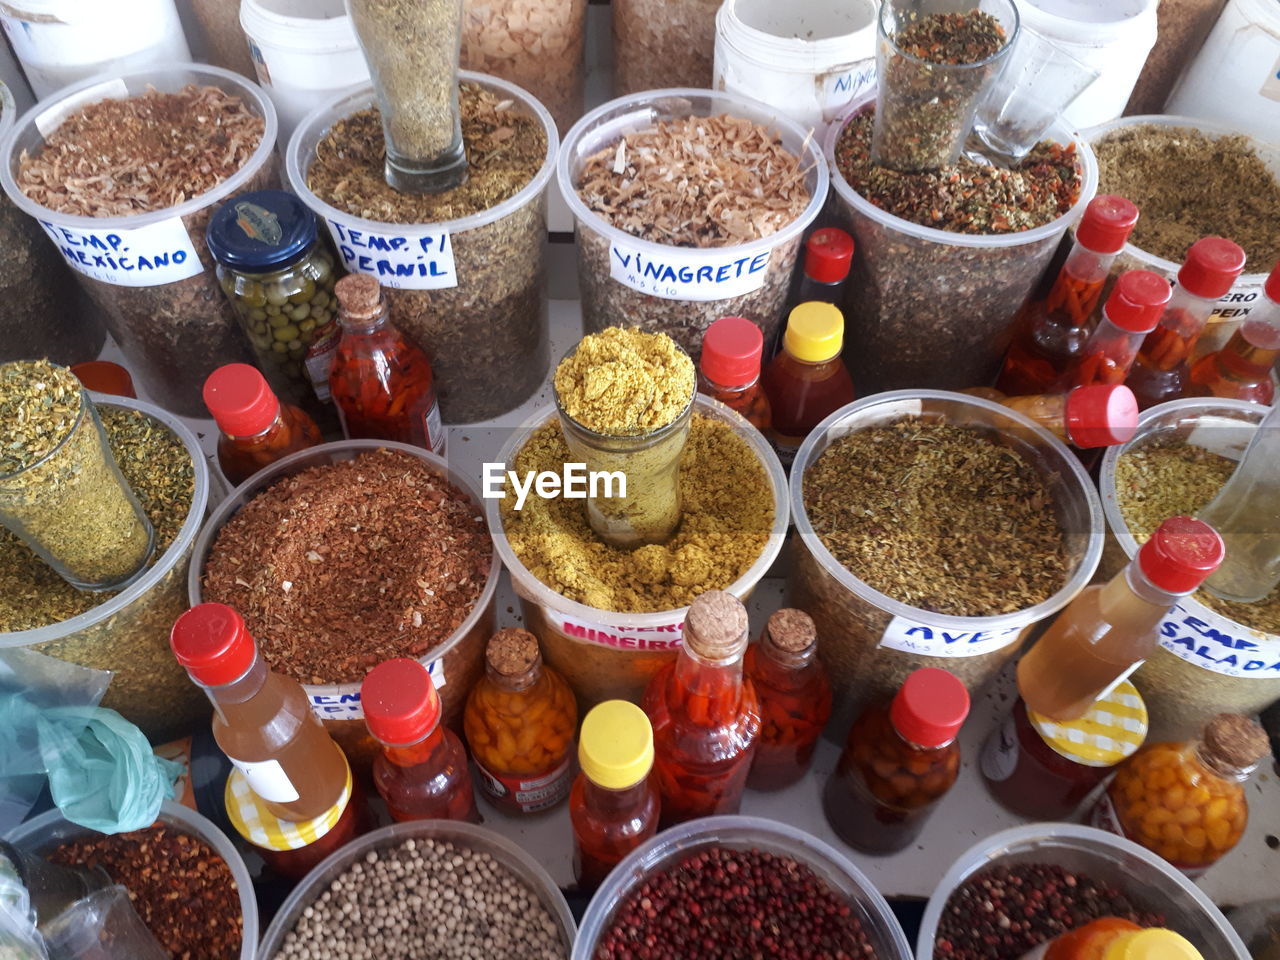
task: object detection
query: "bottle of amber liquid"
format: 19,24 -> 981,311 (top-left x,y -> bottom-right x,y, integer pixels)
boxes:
1066,270 -> 1173,389
823,667 -> 969,854
745,608 -> 832,791
463,629 -> 577,814
570,700 -> 660,891
998,384 -> 1139,451
362,657 -> 478,824
697,316 -> 771,432
642,591 -> 760,827
203,363 -> 324,487
1189,260 -> 1280,404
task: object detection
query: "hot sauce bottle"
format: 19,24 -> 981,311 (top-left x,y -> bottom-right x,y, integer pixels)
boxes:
997,195 -> 1141,395
1189,260 -> 1280,404
362,657 -> 478,824
463,629 -> 577,815
203,363 -> 324,487
330,273 -> 445,454
744,608 -> 832,791
1066,270 -> 1172,389
1019,920 -> 1203,960
697,316 -> 771,432
569,700 -> 660,891
642,590 -> 761,827
998,383 -> 1140,451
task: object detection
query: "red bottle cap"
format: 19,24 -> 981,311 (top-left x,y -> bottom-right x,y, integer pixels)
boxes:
890,668 -> 970,748
170,603 -> 257,686
203,364 -> 280,437
1137,516 -> 1225,594
70,361 -> 136,398
1104,270 -> 1172,333
1177,237 -> 1247,300
361,658 -> 442,746
1064,384 -> 1139,449
1075,194 -> 1140,255
1264,259 -> 1280,304
803,228 -> 855,283
700,316 -> 764,386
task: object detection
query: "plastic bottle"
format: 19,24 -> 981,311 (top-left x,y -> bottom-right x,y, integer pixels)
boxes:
1066,270 -> 1173,389
744,608 -> 832,791
1126,237 -> 1247,409
1017,516 -> 1224,721
997,195 -> 1141,396
823,667 -> 969,854
203,363 -> 324,487
1000,383 -> 1139,450
1018,919 -> 1202,960
1189,260 -> 1280,404
791,227 -> 855,307
362,657 -> 477,824
569,700 -> 660,890
697,316 -> 771,432
642,590 -> 761,827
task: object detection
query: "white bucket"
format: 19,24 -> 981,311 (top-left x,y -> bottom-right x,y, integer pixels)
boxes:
1012,0 -> 1158,129
0,0 -> 191,99
1166,0 -> 1280,146
240,0 -> 370,149
713,0 -> 877,135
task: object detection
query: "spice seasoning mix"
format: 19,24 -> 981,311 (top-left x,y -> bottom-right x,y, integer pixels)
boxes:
611,0 -> 719,96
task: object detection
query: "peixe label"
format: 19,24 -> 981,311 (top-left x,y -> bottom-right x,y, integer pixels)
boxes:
325,220 -> 458,290
556,613 -> 684,651
609,240 -> 771,302
307,656 -> 447,720
878,615 -> 1025,658
1156,600 -> 1280,678
1208,279 -> 1264,324
476,756 -> 573,812
38,217 -> 204,287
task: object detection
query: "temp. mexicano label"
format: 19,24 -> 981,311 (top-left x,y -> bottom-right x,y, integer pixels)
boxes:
609,239 -> 771,301
39,217 -> 204,287
1157,601 -> 1280,677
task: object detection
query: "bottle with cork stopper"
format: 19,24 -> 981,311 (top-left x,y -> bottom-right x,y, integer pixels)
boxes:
1065,270 -> 1173,389
1189,259 -> 1280,404
697,316 -> 771,432
203,363 -> 324,487
642,590 -> 761,827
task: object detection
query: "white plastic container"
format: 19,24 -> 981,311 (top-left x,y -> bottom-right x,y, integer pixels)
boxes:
1012,0 -> 1158,128
713,0 -> 877,135
0,0 -> 191,99
240,0 -> 369,149
1166,0 -> 1280,147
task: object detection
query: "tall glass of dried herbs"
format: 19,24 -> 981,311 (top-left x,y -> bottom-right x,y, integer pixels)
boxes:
0,361 -> 154,591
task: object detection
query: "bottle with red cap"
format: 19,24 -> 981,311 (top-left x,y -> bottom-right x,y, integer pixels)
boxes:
998,383 -> 1140,451
697,316 -> 771,432
1189,259 -> 1280,404
1125,237 -> 1248,409
1017,516 -> 1225,722
790,228 -> 855,308
822,667 -> 970,854
203,363 -> 324,487
1064,270 -> 1174,389
997,195 -> 1141,396
362,658 -> 478,824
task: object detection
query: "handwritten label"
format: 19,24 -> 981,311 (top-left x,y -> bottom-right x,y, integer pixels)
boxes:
307,656 -> 447,720
325,220 -> 458,290
555,613 -> 684,651
1260,53 -> 1280,103
609,240 -> 770,301
38,217 -> 203,287
1209,279 -> 1264,323
878,615 -> 1026,658
1156,600 -> 1280,678
229,757 -> 299,803
822,60 -> 876,117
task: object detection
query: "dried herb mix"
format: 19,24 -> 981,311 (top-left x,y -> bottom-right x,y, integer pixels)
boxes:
612,0 -> 719,97
895,10 -> 1004,63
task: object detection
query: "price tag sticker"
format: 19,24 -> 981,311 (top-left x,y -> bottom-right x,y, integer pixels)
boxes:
878,614 -> 1026,658
325,219 -> 458,290
608,240 -> 771,302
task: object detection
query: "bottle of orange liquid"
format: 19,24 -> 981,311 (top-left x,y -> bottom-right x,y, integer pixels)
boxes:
697,316 -> 771,432
1188,259 -> 1280,404
1017,516 -> 1224,721
203,363 -> 323,487
1019,919 -> 1202,960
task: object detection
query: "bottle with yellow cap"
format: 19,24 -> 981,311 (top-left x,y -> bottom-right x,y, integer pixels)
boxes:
1018,918 -> 1204,960
569,700 -> 660,890
760,301 -> 856,463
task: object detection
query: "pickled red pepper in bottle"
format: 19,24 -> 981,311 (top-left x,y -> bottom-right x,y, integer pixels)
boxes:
744,608 -> 832,791
1000,384 -> 1140,451
1126,237 -> 1247,409
330,273 -> 445,454
642,590 -> 761,827
697,316 -> 771,432
997,195 -> 1140,396
1018,919 -> 1203,960
1093,714 -> 1269,877
1017,516 -> 1224,722
463,629 -> 577,814
362,657 -> 478,824
1189,260 -> 1280,404
203,363 -> 324,487
1066,270 -> 1172,389
570,700 -> 660,891
823,667 -> 969,854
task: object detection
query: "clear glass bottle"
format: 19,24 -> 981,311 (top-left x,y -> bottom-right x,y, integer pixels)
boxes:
1019,920 -> 1202,960
697,316 -> 771,433
1066,270 -> 1172,389
203,363 -> 323,488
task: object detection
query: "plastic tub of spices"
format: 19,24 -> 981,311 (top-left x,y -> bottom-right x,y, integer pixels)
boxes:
789,390 -> 1104,727
916,824 -> 1249,960
285,72 -> 557,424
1098,397 -> 1280,741
573,815 -> 912,960
0,65 -> 278,418
258,819 -> 575,959
558,88 -> 829,363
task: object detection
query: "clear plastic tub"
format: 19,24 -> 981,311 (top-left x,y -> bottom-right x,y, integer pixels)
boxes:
0,65 -> 277,417
788,390 -> 1103,725
916,824 -> 1250,960
258,819 -> 575,958
1098,397 -> 1280,740
4,800 -> 258,960
825,90 -> 1099,393
486,395 -> 789,708
189,439 -> 501,761
573,815 -> 912,960
0,394 -> 210,743
286,72 -> 558,423
558,88 -> 829,362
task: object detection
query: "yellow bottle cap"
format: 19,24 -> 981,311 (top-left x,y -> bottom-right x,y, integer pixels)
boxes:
578,700 -> 654,790
1103,930 -> 1203,960
783,302 -> 845,362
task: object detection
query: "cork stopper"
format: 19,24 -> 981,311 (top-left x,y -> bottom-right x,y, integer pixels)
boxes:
485,628 -> 541,677
334,273 -> 383,321
1202,714 -> 1270,771
684,591 -> 749,660
764,608 -> 816,654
